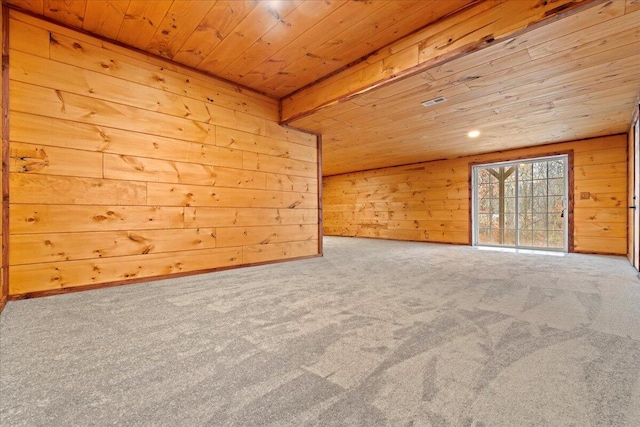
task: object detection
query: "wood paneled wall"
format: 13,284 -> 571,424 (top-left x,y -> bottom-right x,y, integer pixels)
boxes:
7,11 -> 319,297
324,135 -> 627,255
0,5 -> 6,312
629,105 -> 639,263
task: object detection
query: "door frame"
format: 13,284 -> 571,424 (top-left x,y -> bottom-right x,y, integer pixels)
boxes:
633,109 -> 640,269
469,150 -> 575,252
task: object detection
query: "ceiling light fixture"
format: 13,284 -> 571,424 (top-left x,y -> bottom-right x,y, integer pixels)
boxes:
468,130 -> 481,138
421,97 -> 446,107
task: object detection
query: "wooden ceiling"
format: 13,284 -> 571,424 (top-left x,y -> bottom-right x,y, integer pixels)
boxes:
288,0 -> 640,175
6,0 -> 640,177
5,0 -> 476,98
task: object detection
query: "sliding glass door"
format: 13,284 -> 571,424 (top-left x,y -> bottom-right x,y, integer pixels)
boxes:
473,155 -> 568,251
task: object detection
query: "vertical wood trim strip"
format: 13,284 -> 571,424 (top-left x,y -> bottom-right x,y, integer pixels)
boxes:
635,104 -> 639,267
1,4 -> 9,312
567,150 -> 576,253
467,162 -> 473,246
317,134 -> 323,255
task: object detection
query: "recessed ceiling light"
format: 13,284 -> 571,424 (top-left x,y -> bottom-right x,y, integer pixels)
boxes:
468,130 -> 480,138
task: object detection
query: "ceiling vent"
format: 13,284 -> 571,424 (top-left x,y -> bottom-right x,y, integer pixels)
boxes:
421,97 -> 446,107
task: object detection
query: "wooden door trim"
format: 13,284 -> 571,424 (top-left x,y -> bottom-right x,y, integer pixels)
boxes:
0,4 -> 9,314
468,150 -> 575,253
317,134 -> 323,256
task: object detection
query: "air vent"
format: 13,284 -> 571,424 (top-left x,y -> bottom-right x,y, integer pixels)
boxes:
421,97 -> 446,107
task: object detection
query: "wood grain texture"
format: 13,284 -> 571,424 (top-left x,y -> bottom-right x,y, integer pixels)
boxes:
147,183 -> 317,209
289,1 -> 640,176
317,135 -> 323,255
281,0 -> 602,123
1,4 -> 7,311
11,204 -> 186,234
7,12 -> 319,297
10,228 -> 218,265
4,0 -> 474,98
11,112 -> 241,167
10,80 -> 213,144
323,135 -> 628,255
629,108 -> 639,262
9,16 -> 48,57
242,151 -> 317,178
242,240 -> 319,264
216,224 -> 317,248
185,207 -> 318,228
83,0 -> 130,41
44,29 -> 279,120
627,0 -> 640,14
216,127 -> 317,163
10,142 -> 103,178
43,0 -> 86,28
10,246 -> 243,295
10,173 -> 147,206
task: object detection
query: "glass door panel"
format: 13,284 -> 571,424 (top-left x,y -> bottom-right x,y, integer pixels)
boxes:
473,155 -> 567,251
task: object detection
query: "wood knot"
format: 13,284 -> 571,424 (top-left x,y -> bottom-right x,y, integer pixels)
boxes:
128,234 -> 146,243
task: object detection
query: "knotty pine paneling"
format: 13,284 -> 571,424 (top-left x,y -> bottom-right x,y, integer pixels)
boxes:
11,228 -> 218,266
8,12 -> 319,297
290,1 -> 640,176
1,4 -> 5,311
629,108 -> 639,263
324,135 -> 627,255
4,0 -> 472,98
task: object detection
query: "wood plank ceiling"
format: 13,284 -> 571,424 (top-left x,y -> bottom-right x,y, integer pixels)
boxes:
5,0 -> 476,98
288,0 -> 640,175
5,0 -> 640,176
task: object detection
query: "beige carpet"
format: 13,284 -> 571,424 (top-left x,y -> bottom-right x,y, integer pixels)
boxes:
1,236 -> 640,426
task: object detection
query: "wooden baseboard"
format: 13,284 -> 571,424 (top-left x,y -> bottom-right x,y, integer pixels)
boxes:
572,250 -> 627,257
8,253 -> 322,301
0,294 -> 6,314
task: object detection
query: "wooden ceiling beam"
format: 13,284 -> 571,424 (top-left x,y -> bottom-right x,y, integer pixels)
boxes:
280,0 -> 606,124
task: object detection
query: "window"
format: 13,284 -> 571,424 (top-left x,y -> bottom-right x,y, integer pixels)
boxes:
473,155 -> 568,251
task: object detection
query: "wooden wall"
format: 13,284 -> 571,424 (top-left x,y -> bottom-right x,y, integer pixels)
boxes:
7,11 -> 319,297
324,135 -> 627,255
629,105 -> 639,264
0,5 -> 5,312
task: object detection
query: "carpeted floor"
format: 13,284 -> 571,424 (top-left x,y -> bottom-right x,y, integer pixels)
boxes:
1,236 -> 640,426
